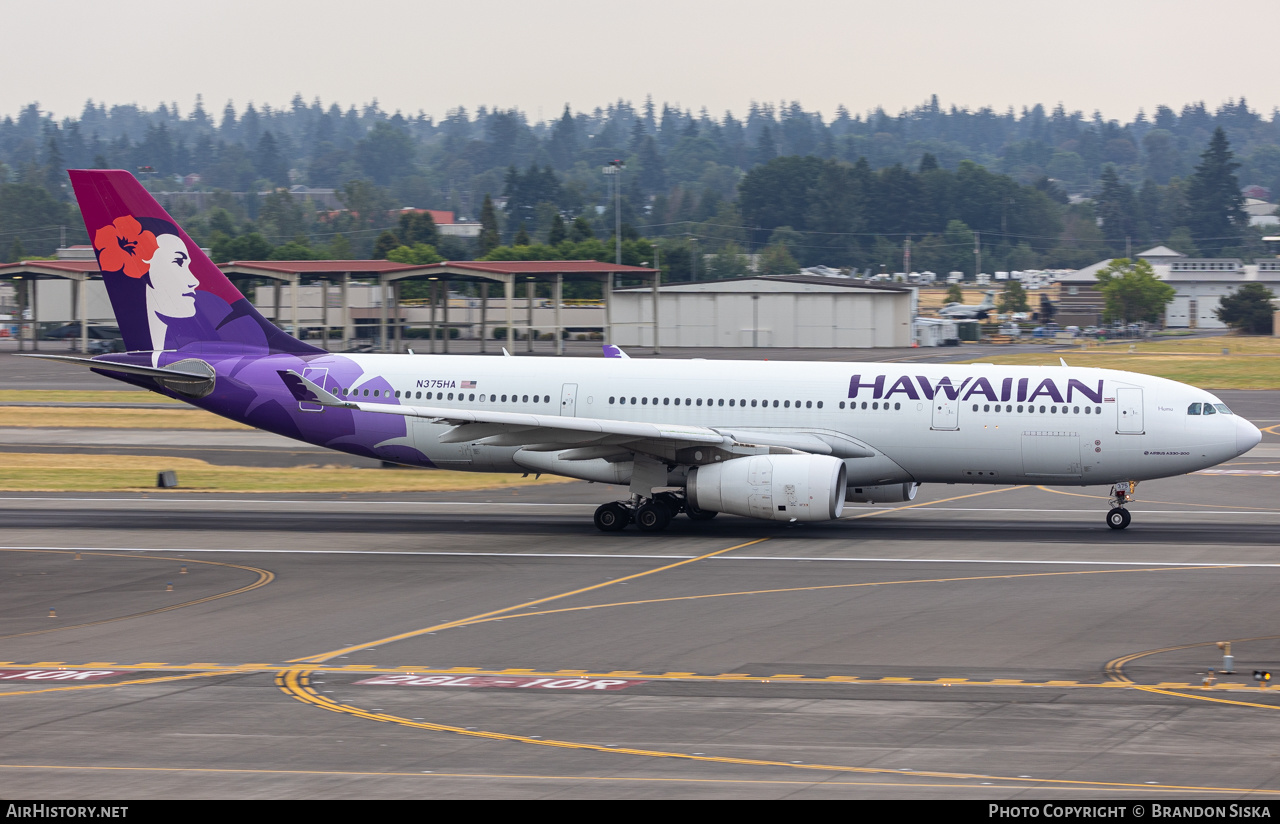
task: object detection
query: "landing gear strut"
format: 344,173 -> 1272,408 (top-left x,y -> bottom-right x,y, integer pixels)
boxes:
592,492 -> 716,533
1106,481 -> 1136,530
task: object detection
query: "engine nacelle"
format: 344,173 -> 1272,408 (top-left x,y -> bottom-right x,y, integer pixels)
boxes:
687,454 -> 847,522
845,482 -> 919,504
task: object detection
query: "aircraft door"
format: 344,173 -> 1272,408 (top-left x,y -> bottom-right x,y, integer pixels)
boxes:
298,367 -> 329,412
560,383 -> 578,417
931,397 -> 959,430
1116,387 -> 1144,434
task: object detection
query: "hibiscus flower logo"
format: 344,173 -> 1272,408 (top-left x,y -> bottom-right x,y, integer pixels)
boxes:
93,215 -> 159,279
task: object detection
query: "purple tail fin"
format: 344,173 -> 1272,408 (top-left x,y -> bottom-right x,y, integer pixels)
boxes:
69,170 -> 320,356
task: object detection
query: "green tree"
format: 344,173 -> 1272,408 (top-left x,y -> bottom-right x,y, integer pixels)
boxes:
354,122 -> 415,186
1094,258 -> 1176,324
385,243 -> 443,265
1185,128 -> 1248,257
1216,282 -> 1275,334
514,223 -> 531,246
254,132 -> 290,187
568,215 -> 594,242
477,194 -> 500,256
757,242 -> 799,275
705,241 -> 750,278
268,240 -> 321,261
547,213 -> 567,245
372,231 -> 400,259
397,211 -> 439,247
945,283 -> 964,304
997,279 -> 1029,313
326,233 -> 353,260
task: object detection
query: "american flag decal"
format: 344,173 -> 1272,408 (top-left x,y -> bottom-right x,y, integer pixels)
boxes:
461,380 -> 477,389
1104,397 -> 1115,402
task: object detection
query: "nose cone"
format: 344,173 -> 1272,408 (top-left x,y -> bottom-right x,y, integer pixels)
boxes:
1236,417 -> 1263,456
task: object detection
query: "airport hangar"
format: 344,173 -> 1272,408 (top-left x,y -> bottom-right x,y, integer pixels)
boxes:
609,275 -> 916,349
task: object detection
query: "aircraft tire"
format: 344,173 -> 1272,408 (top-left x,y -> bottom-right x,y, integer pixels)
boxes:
594,502 -> 630,532
1106,507 -> 1131,530
684,501 -> 718,521
635,501 -> 672,532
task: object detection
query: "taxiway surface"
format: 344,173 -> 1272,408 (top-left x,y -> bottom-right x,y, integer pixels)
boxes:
4,458 -> 1280,799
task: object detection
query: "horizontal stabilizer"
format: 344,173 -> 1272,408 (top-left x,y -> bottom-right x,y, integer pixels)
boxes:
17,353 -> 213,383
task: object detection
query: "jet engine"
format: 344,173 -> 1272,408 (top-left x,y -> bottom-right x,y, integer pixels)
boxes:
687,454 -> 847,522
845,482 -> 919,504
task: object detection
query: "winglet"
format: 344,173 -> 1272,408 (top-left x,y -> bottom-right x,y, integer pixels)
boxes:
278,370 -> 350,407
1060,357 -> 1069,367
603,344 -> 630,359
502,347 -> 511,357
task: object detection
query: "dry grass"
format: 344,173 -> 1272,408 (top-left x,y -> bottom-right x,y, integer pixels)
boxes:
0,406 -> 251,430
961,339 -> 1280,389
0,453 -> 578,493
0,390 -> 181,404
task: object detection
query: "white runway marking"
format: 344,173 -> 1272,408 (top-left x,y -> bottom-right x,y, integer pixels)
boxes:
2,545 -> 1276,568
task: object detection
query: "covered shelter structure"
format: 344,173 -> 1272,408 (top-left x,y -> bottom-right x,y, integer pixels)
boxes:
0,260 -> 102,352
374,260 -> 660,355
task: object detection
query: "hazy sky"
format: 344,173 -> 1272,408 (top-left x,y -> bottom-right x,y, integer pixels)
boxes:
5,0 -> 1273,123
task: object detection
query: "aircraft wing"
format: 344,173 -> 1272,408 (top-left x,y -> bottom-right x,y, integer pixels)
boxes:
278,370 -> 850,458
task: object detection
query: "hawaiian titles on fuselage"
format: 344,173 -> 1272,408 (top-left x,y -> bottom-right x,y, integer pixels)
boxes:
849,374 -> 1107,404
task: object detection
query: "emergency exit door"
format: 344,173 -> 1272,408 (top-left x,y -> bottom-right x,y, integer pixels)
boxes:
560,383 -> 578,417
931,397 -> 959,430
1116,387 -> 1144,434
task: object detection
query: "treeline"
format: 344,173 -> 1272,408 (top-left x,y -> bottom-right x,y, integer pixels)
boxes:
0,94 -> 1273,271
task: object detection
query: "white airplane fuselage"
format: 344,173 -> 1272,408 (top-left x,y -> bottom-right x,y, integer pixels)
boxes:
300,354 -> 1258,488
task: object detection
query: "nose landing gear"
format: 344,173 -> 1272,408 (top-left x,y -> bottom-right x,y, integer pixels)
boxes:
1106,481 -> 1137,530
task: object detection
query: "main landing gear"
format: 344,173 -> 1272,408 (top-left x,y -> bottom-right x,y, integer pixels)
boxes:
1106,481 -> 1137,530
593,492 -> 717,533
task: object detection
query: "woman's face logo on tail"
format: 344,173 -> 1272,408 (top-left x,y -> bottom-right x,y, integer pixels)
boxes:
144,233 -> 198,318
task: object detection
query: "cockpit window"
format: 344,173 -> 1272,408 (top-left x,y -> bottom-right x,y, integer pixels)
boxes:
1203,404 -> 1216,416
1214,404 -> 1232,415
1188,403 -> 1202,415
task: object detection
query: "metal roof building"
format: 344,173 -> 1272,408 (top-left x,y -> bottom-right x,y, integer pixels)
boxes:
610,275 -> 916,349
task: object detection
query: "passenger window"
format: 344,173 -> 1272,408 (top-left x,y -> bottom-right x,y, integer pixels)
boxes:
664,398 -> 670,405
728,399 -> 735,407
697,399 -> 703,406
806,401 -> 812,409
652,398 -> 657,405
839,402 -> 845,409
523,395 -> 529,403
1050,406 -> 1056,414
785,400 -> 791,408
1095,407 -> 1101,415
972,404 -> 978,412
861,401 -> 867,410
642,397 -> 648,405
674,398 -> 681,405
609,396 -> 615,404
631,397 -> 637,404
1016,405 -> 1023,412
752,400 -> 758,407
816,401 -> 823,409
447,392 -> 454,400
718,399 -> 724,407
773,400 -> 780,408
1039,406 -> 1046,413
685,398 -> 691,405
469,393 -> 475,401
740,399 -> 746,407
1085,406 -> 1091,414
362,389 -> 368,396
983,404 -> 989,412
1203,404 -> 1216,415
502,394 -> 509,402
1073,406 -> 1079,414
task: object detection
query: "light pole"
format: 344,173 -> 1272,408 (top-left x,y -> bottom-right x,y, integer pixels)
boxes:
603,160 -> 625,265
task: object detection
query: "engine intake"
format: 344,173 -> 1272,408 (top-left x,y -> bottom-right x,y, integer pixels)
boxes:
687,454 -> 847,522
